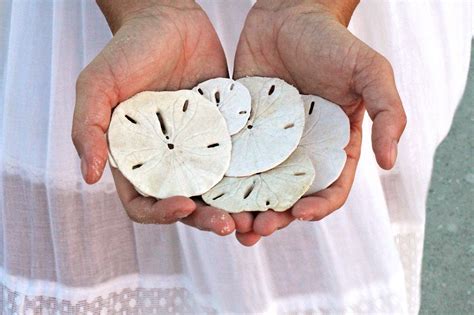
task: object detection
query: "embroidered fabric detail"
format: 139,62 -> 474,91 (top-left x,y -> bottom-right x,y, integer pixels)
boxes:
1,285 -> 217,315
393,231 -> 425,315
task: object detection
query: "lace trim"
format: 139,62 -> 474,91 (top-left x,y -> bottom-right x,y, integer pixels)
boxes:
1,268 -> 409,314
1,285 -> 217,315
392,230 -> 424,315
1,284 -> 409,315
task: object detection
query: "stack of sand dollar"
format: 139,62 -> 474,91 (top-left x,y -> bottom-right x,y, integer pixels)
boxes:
107,77 -> 350,213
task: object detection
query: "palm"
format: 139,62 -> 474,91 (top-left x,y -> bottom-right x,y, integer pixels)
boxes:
99,7 -> 227,94
232,4 -> 405,245
235,5 -> 375,113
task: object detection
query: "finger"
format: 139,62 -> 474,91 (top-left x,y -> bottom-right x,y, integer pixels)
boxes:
291,171 -> 352,221
72,65 -> 118,184
235,231 -> 262,247
355,53 -> 407,170
253,210 -> 295,236
292,110 -> 363,221
111,167 -> 195,223
179,199 -> 236,236
125,196 -> 196,224
231,212 -> 254,233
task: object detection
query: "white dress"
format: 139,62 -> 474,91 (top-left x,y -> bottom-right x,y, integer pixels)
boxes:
0,1 -> 471,314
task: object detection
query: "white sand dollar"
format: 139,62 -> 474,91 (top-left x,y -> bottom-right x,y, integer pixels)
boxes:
107,90 -> 232,199
193,78 -> 251,135
298,95 -> 350,195
226,76 -> 305,177
203,148 -> 315,212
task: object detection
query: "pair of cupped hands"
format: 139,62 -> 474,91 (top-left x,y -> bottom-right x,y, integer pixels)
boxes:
72,0 -> 406,246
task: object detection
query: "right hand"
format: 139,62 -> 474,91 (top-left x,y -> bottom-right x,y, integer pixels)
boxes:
232,0 -> 407,246
71,0 -> 239,235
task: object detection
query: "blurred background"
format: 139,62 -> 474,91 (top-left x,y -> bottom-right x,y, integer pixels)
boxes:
420,40 -> 473,314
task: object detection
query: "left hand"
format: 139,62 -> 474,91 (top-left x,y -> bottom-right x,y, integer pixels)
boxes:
72,0 -> 241,235
232,0 -> 407,246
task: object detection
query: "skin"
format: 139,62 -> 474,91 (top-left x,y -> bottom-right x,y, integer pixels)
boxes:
232,0 -> 407,246
72,0 -> 406,246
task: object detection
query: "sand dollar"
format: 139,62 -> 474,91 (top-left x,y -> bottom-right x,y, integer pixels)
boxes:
226,76 -> 305,177
298,95 -> 350,195
203,147 -> 315,212
107,90 -> 231,199
193,78 -> 251,135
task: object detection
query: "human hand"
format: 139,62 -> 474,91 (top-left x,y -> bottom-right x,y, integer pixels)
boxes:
71,0 -> 238,235
232,0 -> 407,246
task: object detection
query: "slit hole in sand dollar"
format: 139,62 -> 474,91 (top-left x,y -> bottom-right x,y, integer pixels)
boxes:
243,182 -> 255,199
207,143 -> 220,148
212,193 -> 225,200
239,111 -> 247,115
294,172 -> 306,176
167,143 -> 174,150
182,100 -> 189,112
197,88 -> 204,95
309,101 -> 315,115
215,91 -> 220,104
268,85 -> 275,95
247,125 -> 253,130
284,123 -> 295,129
266,201 -> 270,206
229,83 -> 235,91
156,112 -> 167,135
125,114 -> 137,124
132,163 -> 143,170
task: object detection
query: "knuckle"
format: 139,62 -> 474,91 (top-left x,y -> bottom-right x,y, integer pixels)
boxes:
392,105 -> 408,132
76,69 -> 92,91
153,207 -> 176,224
70,127 -> 81,143
400,111 -> 408,131
124,205 -> 168,225
70,129 -> 83,154
70,129 -> 78,145
125,209 -> 148,224
376,54 -> 394,74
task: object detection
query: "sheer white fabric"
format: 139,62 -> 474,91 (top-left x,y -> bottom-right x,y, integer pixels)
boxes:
0,0 -> 471,314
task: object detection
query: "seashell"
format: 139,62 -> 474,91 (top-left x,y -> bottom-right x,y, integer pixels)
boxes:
203,147 -> 315,212
226,76 -> 305,177
107,90 -> 231,198
298,95 -> 350,195
192,78 -> 251,135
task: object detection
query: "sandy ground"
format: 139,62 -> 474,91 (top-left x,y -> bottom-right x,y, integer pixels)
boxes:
419,41 -> 473,314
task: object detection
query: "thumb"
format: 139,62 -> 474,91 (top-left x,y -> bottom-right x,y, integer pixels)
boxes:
71,63 -> 118,184
354,52 -> 407,170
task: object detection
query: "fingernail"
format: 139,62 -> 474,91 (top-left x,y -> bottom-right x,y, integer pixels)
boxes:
175,210 -> 190,219
390,140 -> 398,167
80,158 -> 88,181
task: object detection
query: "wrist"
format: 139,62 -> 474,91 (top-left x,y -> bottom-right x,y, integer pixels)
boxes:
96,0 -> 197,33
255,0 -> 359,26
